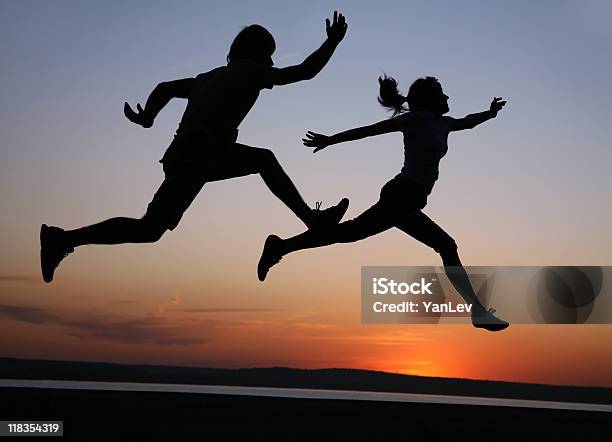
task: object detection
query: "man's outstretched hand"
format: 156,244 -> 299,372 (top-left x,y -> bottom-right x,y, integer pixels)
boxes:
490,97 -> 507,116
326,11 -> 348,44
124,102 -> 153,128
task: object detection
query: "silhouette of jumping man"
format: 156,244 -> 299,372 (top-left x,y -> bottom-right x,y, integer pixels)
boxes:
40,12 -> 350,283
258,75 -> 509,332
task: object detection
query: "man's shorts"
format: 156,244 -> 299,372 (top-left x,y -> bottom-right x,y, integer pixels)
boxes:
144,139 -> 273,231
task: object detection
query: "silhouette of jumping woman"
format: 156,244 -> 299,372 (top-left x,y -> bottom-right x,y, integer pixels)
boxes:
258,75 -> 509,331
40,12 -> 350,283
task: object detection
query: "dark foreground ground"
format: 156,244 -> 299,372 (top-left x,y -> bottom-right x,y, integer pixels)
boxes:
1,358 -> 611,440
1,387 -> 611,441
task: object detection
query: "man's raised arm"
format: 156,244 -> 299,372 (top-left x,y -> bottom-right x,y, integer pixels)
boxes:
273,11 -> 348,86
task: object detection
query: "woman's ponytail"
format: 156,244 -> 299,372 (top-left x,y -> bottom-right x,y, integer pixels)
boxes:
377,75 -> 407,116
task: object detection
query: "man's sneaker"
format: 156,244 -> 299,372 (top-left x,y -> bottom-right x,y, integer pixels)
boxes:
307,198 -> 349,231
40,224 -> 73,283
471,308 -> 509,332
257,235 -> 283,282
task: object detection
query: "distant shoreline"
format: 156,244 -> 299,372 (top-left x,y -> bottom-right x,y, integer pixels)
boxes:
1,357 -> 610,405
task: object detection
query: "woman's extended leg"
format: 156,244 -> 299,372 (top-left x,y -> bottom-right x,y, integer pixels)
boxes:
257,201 -> 394,281
395,211 -> 508,331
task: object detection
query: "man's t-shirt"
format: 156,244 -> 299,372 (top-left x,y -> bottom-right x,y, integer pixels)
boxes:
160,59 -> 279,166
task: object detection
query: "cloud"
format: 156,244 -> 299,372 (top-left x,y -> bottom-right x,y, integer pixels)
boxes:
63,316 -> 209,346
0,303 -> 209,346
150,291 -> 182,317
156,338 -> 206,346
110,299 -> 140,306
222,318 -> 346,339
309,332 -> 432,345
176,308 -> 286,314
0,275 -> 40,283
0,304 -> 56,324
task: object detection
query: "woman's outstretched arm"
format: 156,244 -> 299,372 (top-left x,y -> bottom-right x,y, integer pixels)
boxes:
303,118 -> 402,153
445,97 -> 506,131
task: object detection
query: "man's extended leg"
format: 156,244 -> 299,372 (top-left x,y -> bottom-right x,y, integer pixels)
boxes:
40,167 -> 205,282
40,215 -> 169,283
395,211 -> 509,331
208,143 -> 348,230
258,201 -> 393,281
64,215 -> 168,247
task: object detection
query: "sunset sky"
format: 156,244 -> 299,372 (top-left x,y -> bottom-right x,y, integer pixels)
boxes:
1,1 -> 611,387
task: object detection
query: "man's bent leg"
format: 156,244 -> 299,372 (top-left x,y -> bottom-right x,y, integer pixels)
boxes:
207,144 -> 312,223
208,144 -> 347,229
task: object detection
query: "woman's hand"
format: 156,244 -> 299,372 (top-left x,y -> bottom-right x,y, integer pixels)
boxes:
490,97 -> 507,115
124,102 -> 153,128
303,131 -> 331,153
